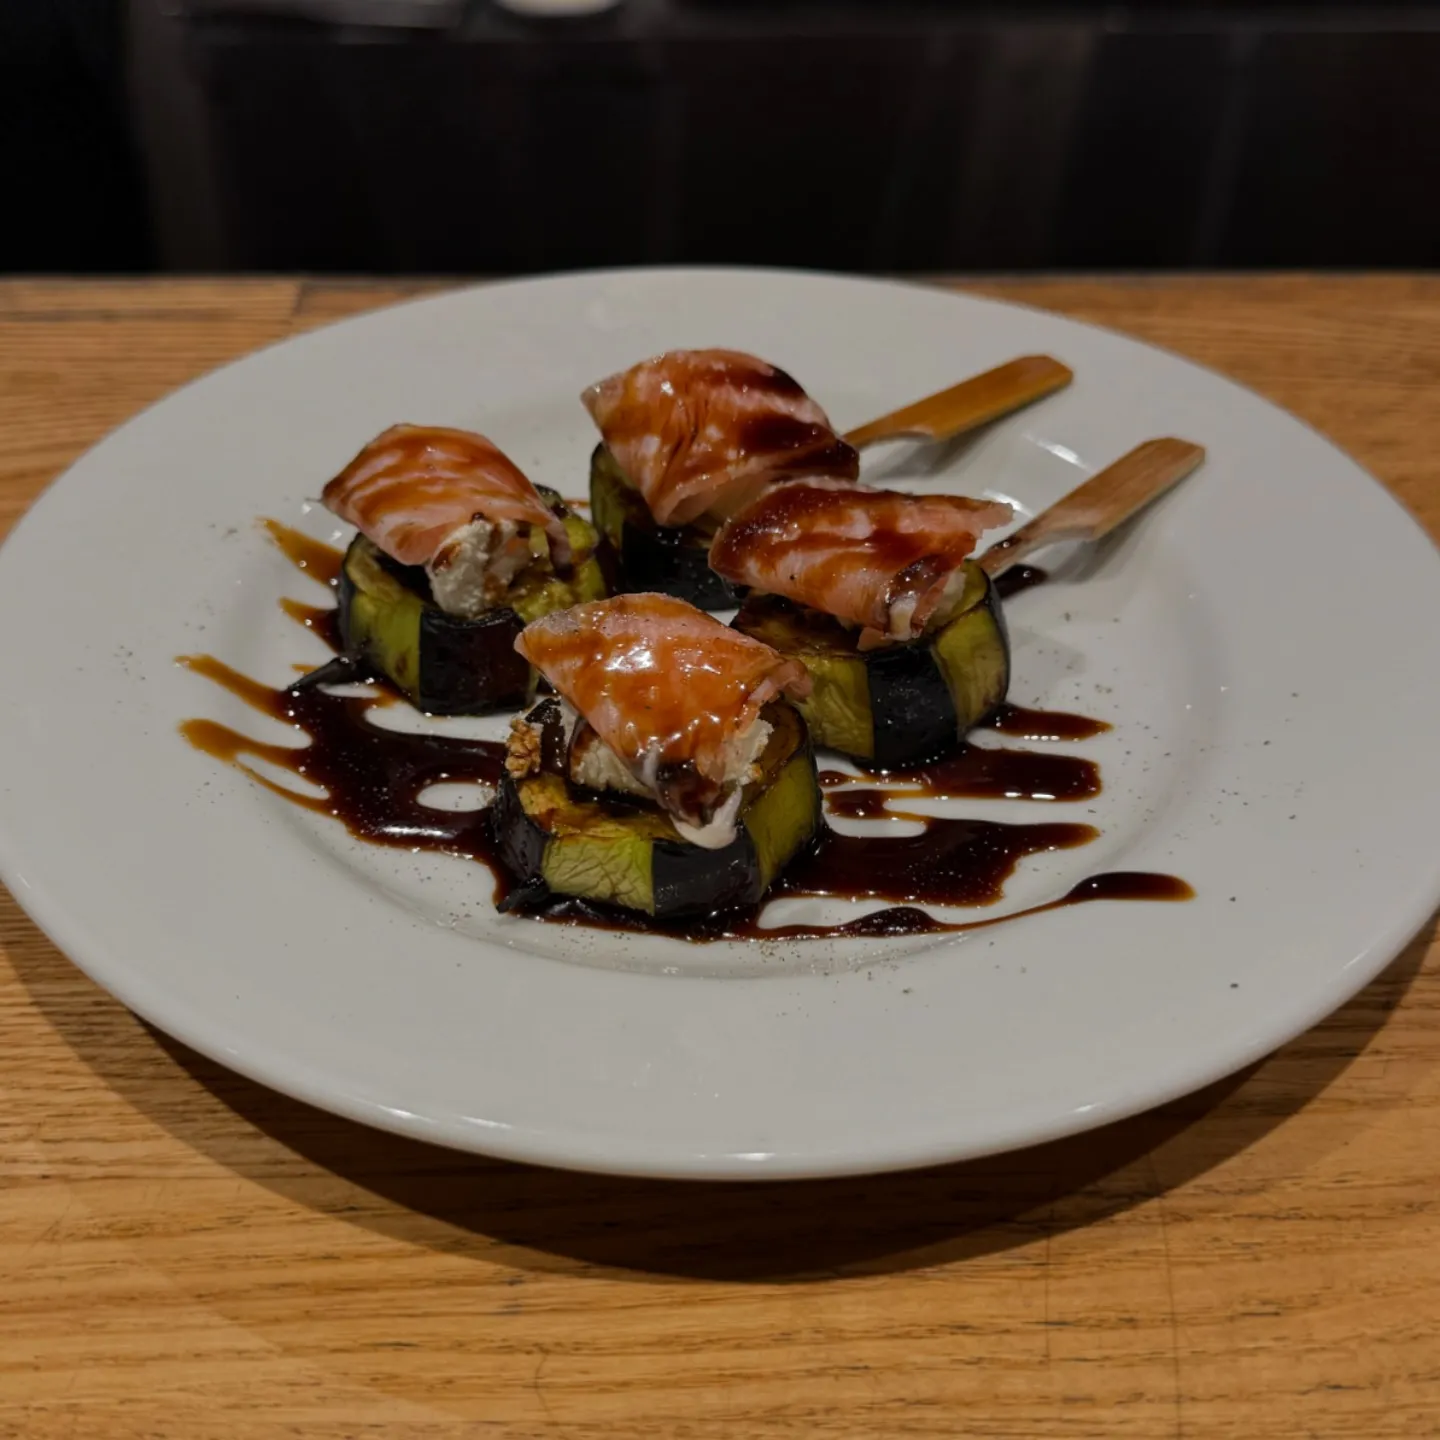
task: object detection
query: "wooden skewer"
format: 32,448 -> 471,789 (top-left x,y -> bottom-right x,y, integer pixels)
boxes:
843,355 -> 1074,450
978,437 -> 1206,577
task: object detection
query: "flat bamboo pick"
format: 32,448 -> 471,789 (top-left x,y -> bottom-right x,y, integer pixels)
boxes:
979,438 -> 1206,576
843,355 -> 1074,449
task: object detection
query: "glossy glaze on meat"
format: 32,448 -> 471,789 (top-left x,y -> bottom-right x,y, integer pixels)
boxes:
582,349 -> 859,526
711,479 -> 1011,639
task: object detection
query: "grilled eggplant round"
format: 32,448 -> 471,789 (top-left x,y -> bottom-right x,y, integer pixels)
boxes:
495,702 -> 821,920
732,562 -> 1010,767
588,444 -> 745,611
300,489 -> 608,715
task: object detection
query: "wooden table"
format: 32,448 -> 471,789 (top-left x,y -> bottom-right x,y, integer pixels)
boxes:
2,276 -> 1438,1439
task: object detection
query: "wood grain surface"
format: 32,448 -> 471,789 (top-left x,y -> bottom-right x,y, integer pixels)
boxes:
2,275 -> 1439,1439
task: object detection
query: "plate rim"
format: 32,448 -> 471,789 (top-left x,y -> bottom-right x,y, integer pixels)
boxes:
2,265 -> 1438,1180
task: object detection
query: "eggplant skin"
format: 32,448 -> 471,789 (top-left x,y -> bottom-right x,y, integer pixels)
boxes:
732,563 -> 1011,767
495,703 -> 821,920
331,494 -> 608,715
588,444 -> 745,612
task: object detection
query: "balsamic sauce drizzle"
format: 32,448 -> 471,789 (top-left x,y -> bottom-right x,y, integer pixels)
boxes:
176,522 -> 1191,943
983,702 -> 1111,743
819,739 -> 1101,804
992,563 -> 1048,600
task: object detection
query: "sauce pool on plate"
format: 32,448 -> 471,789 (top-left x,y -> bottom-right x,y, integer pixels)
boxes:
177,522 -> 1190,942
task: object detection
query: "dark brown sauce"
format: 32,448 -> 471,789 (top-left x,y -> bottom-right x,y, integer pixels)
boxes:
180,652 -> 1112,939
993,563 -> 1048,600
823,786 -> 896,820
819,739 -> 1101,803
175,523 -> 1189,943
520,869 -> 1193,942
735,414 -> 828,455
742,359 -> 806,399
278,596 -> 342,650
262,518 -> 343,588
178,655 -> 509,868
983,702 -> 1111,742
735,416 -> 861,479
781,815 -> 1097,905
761,870 -> 1194,940
879,747 -> 1100,803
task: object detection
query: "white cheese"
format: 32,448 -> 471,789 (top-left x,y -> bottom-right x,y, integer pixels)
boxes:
665,717 -> 772,850
569,726 -> 652,799
571,713 -> 773,851
671,787 -> 747,850
426,518 -> 536,619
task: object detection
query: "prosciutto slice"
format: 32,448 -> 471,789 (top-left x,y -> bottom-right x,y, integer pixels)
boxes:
322,424 -> 569,569
515,593 -> 810,846
582,349 -> 859,527
710,479 -> 1012,642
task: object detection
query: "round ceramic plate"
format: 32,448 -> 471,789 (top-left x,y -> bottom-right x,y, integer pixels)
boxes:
2,269 -> 1438,1179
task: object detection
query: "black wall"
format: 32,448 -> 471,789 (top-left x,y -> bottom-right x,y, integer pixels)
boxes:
8,2 -> 1440,273
0,0 -> 151,271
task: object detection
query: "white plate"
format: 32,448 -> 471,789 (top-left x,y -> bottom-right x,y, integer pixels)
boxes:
2,269 -> 1438,1180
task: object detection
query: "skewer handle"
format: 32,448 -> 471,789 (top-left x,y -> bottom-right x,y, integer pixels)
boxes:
844,355 -> 1074,450
979,438 -> 1206,577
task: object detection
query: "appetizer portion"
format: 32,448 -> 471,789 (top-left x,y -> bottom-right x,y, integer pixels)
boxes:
300,424 -> 608,714
583,349 -> 859,609
713,480 -> 1014,767
495,593 -> 822,918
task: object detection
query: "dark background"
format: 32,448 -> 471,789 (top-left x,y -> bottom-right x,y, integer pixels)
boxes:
6,1 -> 1440,275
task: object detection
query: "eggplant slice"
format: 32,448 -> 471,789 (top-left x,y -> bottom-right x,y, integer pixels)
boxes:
588,444 -> 745,612
300,488 -> 608,715
495,702 -> 821,919
732,562 -> 1010,767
